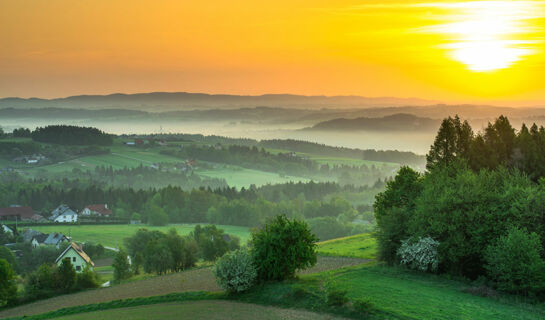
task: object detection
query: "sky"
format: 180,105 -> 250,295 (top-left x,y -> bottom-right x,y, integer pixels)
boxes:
1,0 -> 545,105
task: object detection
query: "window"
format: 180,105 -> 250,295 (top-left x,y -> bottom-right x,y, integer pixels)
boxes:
73,257 -> 76,262
76,266 -> 81,271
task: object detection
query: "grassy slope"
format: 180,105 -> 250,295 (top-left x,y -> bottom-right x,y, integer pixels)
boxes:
54,300 -> 346,320
317,233 -> 377,260
30,224 -> 251,248
198,165 -> 309,188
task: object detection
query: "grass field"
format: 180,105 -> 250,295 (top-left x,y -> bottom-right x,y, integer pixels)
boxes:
317,233 -> 377,260
54,300 -> 345,320
198,165 -> 309,188
30,224 -> 251,248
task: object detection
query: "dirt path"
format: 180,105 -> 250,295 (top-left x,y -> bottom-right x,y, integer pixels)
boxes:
55,300 -> 348,320
0,256 -> 368,319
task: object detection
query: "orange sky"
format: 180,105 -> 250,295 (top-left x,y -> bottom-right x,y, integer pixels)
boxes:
1,0 -> 545,105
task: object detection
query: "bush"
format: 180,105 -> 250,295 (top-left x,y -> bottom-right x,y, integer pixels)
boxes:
397,237 -> 440,272
82,242 -> 105,260
213,248 -> 257,293
485,227 -> 545,296
54,258 -> 76,293
326,288 -> 348,306
251,215 -> 317,281
75,266 -> 100,290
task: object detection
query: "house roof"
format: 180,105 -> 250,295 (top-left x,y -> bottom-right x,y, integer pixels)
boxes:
84,204 -> 112,216
55,242 -> 94,267
22,229 -> 45,242
50,205 -> 77,220
32,233 -> 49,244
0,206 -> 34,219
44,232 -> 68,245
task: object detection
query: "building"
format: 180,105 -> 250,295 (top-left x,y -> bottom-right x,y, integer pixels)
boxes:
22,229 -> 45,242
1,224 -> 13,235
50,205 -> 78,223
44,232 -> 70,248
0,206 -> 35,221
55,242 -> 95,272
31,233 -> 49,248
80,204 -> 112,217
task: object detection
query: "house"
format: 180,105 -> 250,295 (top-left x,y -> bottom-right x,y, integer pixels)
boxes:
50,205 -> 78,223
0,206 -> 35,221
44,232 -> 70,248
1,224 -> 13,235
22,229 -> 45,242
31,233 -> 49,248
80,204 -> 112,217
124,141 -> 136,146
55,242 -> 94,272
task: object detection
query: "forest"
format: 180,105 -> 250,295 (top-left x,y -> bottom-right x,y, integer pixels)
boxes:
31,125 -> 113,146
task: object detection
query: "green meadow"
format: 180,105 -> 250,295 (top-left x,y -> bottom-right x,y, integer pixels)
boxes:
30,224 -> 251,248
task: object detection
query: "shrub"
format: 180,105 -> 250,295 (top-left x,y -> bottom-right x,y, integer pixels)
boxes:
484,227 -> 545,296
326,288 -> 348,306
251,215 -> 317,281
352,298 -> 374,314
82,242 -> 105,260
397,236 -> 440,272
213,248 -> 257,293
75,266 -> 100,290
53,258 -> 76,293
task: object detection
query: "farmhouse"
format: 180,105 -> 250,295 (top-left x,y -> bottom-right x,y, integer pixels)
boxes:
81,204 -> 112,216
0,206 -> 35,221
50,204 -> 78,223
22,229 -> 45,242
55,242 -> 95,272
44,232 -> 70,248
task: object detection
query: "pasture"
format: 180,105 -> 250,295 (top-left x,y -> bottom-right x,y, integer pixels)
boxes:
30,224 -> 251,248
317,233 -> 377,260
198,165 -> 309,188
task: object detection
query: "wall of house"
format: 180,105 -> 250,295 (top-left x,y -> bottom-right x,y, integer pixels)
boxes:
54,214 -> 78,223
57,248 -> 91,273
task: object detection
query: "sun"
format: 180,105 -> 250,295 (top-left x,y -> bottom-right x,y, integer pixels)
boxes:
421,1 -> 539,72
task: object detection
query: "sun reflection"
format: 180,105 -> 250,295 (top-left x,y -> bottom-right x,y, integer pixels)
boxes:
419,1 -> 541,72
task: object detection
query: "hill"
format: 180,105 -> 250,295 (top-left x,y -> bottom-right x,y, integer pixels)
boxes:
306,114 -> 440,131
0,92 -> 438,111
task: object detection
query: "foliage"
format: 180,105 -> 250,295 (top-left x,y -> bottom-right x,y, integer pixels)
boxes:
397,237 -> 440,272
213,248 -> 257,293
0,258 -> 17,307
75,266 -> 100,290
31,125 -> 113,146
54,258 -> 77,293
484,227 -> 545,296
81,242 -> 105,260
250,215 -> 317,281
0,246 -> 17,272
326,288 -> 348,306
191,225 -> 237,262
112,248 -> 132,282
374,166 -> 422,264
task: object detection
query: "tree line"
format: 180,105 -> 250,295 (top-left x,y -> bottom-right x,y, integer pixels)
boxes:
31,125 -> 113,146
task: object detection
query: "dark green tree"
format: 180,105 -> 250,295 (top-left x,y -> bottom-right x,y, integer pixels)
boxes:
54,258 -> 76,293
0,259 -> 17,307
112,248 -> 132,282
250,215 -> 317,281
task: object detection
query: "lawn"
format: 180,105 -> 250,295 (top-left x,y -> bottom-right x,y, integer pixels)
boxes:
30,224 -> 251,248
53,301 -> 343,320
317,233 -> 377,260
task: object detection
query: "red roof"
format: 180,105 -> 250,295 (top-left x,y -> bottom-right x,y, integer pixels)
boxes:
0,206 -> 34,219
84,204 -> 112,216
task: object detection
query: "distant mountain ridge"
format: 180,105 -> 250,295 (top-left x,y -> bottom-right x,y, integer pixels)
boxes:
0,92 -> 439,111
305,114 -> 441,131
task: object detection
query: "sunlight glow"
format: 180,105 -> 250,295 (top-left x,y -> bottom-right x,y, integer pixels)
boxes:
420,1 -> 541,72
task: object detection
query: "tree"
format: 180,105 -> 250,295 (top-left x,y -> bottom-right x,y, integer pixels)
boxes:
143,239 -> 173,275
54,258 -> 76,293
485,227 -> 545,296
112,248 -> 132,282
148,205 -> 169,226
0,246 -> 17,272
192,225 -> 230,262
0,259 -> 17,307
374,166 -> 422,264
426,117 -> 457,170
75,266 -> 99,290
250,215 -> 317,281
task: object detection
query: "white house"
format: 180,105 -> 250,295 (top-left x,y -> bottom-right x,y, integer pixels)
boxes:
55,242 -> 94,272
80,204 -> 112,216
50,205 -> 78,223
1,224 -> 13,235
